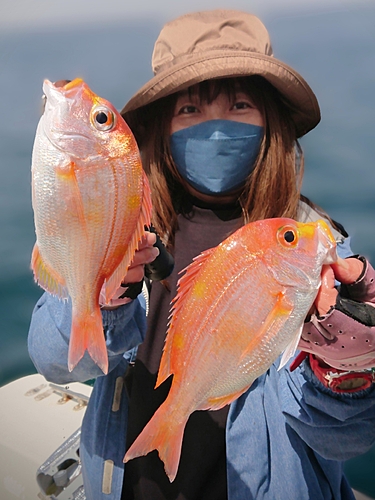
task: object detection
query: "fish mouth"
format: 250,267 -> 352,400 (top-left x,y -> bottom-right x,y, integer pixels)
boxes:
41,78 -> 93,153
42,78 -> 89,111
43,78 -> 84,97
42,79 -> 80,113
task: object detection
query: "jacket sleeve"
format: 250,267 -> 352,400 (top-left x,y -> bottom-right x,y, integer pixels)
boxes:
280,357 -> 375,461
280,236 -> 375,461
28,291 -> 147,385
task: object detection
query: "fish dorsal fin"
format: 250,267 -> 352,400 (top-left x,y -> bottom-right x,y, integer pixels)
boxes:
104,170 -> 152,303
31,243 -> 68,298
156,246 -> 215,388
170,246 -> 216,319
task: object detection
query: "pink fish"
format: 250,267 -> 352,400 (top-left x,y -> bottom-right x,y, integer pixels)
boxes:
31,78 -> 152,374
124,217 -> 337,481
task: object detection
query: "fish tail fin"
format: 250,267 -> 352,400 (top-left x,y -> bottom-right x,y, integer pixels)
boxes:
68,306 -> 108,374
124,401 -> 187,482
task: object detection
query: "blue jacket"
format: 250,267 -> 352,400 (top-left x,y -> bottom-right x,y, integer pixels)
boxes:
28,241 -> 375,500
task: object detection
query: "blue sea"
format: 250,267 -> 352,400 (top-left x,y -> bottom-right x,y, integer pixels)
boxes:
0,4 -> 374,496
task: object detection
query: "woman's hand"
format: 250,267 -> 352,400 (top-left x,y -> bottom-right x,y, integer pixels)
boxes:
100,231 -> 159,309
122,232 -> 160,284
314,257 -> 364,316
297,256 -> 375,376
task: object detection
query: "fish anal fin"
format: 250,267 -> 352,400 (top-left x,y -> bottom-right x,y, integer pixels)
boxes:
103,245 -> 136,304
207,384 -> 253,411
239,291 -> 294,363
104,170 -> 152,303
31,243 -> 68,298
155,351 -> 173,388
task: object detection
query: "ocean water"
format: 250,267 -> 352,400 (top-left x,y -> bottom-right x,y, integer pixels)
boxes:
0,5 -> 374,496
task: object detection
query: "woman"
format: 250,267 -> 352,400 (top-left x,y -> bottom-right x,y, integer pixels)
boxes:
28,10 -> 375,500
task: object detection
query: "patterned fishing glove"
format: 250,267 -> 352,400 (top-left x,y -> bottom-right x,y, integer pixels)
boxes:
294,256 -> 375,393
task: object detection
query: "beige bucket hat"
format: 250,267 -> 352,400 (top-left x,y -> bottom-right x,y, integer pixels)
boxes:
122,10 -> 320,137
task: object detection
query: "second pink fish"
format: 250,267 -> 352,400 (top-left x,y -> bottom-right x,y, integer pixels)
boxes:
124,217 -> 337,481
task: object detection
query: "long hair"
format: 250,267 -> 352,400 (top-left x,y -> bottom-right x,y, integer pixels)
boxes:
124,76 -> 325,247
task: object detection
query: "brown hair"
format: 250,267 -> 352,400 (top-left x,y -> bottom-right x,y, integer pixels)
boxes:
124,76 -> 320,247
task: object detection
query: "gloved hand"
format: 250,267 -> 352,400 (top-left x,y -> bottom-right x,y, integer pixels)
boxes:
298,256 -> 375,372
293,256 -> 375,392
312,257 -> 364,316
100,232 -> 159,309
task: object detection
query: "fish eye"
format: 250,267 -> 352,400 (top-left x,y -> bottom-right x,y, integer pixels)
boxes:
91,106 -> 116,131
284,231 -> 295,243
277,226 -> 298,247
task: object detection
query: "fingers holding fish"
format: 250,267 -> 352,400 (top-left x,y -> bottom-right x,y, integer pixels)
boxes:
121,234 -> 160,284
310,257 -> 365,317
100,236 -> 161,309
313,265 -> 337,316
331,256 -> 364,285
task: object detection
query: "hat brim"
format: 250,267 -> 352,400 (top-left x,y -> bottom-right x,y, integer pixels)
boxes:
121,51 -> 320,138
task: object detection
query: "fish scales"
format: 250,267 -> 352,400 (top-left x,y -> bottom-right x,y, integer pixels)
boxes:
124,217 -> 337,481
33,145 -> 138,295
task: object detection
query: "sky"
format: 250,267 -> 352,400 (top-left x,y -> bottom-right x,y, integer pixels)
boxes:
0,0 -> 371,33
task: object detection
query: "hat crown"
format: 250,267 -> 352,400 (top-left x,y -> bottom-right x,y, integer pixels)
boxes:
153,10 -> 273,75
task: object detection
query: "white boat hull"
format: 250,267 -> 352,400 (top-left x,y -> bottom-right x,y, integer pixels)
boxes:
0,374 -> 92,499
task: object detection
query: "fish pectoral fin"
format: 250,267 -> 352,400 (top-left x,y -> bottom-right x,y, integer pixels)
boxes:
56,160 -> 88,235
31,243 -> 68,298
278,324 -> 303,371
239,291 -> 294,363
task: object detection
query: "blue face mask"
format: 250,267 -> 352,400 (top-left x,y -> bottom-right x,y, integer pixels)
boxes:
170,119 -> 263,195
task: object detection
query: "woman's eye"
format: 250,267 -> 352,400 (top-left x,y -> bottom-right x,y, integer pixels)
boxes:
232,101 -> 252,110
178,105 -> 199,114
